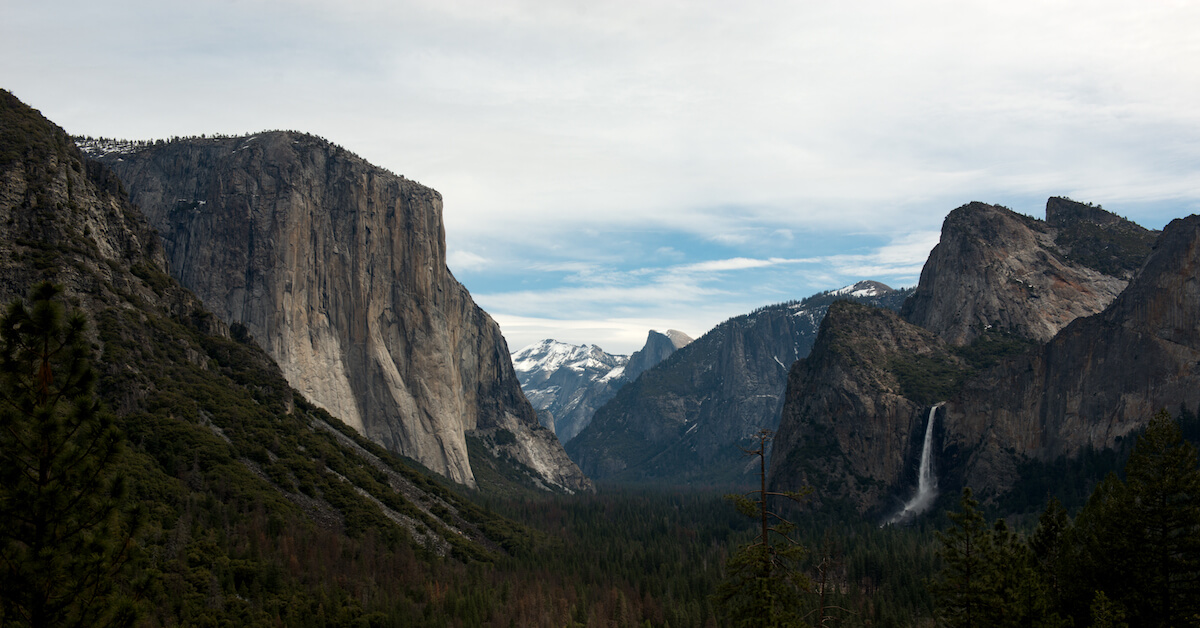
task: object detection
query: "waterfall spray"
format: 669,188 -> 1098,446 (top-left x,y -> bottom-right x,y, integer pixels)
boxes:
885,402 -> 944,525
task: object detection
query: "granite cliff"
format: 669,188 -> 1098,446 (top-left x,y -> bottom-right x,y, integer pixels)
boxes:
901,200 -> 1149,345
567,281 -> 909,485
944,213 -> 1200,497
623,329 -> 693,383
767,301 -> 961,514
83,132 -> 590,492
769,200 -> 1181,517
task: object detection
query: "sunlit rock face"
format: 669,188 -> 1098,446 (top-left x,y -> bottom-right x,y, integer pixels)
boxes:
87,132 -> 591,492
901,200 -> 1142,346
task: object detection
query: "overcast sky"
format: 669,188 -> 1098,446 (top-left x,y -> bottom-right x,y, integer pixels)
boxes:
5,1 -> 1199,353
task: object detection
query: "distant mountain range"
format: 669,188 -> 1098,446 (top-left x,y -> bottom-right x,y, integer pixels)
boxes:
512,330 -> 692,443
565,281 -> 911,485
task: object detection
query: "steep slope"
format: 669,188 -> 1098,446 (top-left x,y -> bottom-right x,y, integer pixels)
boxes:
512,340 -> 628,443
567,281 -> 910,485
1,90 -> 529,623
82,133 -> 589,492
900,200 -> 1148,345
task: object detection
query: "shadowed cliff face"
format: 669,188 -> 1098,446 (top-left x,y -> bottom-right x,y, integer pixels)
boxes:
767,302 -> 961,515
901,202 -> 1132,346
567,282 -> 910,486
945,214 -> 1200,497
88,132 -> 590,492
770,200 -> 1185,515
623,329 -> 693,383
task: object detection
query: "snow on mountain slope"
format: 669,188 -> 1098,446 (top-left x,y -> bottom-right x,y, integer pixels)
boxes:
512,340 -> 629,443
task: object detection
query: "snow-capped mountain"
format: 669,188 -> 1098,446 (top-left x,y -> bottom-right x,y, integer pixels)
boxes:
513,330 -> 692,444
512,341 -> 629,444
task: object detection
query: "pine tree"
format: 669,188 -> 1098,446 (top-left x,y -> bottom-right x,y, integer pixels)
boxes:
929,488 -> 990,628
1120,409 -> 1200,625
713,429 -> 811,628
1069,410 -> 1200,627
0,283 -> 139,627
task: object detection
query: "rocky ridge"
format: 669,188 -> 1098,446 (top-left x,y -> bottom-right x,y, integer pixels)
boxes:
901,200 -> 1149,345
945,213 -> 1200,496
512,340 -> 628,443
769,199 -> 1184,516
83,132 -> 590,492
512,329 -> 692,445
567,281 -> 910,485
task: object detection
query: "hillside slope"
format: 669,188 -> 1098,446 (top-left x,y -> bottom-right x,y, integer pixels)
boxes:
1,89 -> 534,624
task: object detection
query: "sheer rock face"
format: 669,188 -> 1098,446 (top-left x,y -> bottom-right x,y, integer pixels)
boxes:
767,302 -> 957,514
945,214 -> 1200,497
901,201 -> 1132,346
88,132 -> 590,492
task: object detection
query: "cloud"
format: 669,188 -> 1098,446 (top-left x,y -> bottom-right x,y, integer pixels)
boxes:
447,250 -> 490,273
821,231 -> 942,285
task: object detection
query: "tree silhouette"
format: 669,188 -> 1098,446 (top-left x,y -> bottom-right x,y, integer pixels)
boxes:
713,429 -> 812,628
0,283 -> 139,627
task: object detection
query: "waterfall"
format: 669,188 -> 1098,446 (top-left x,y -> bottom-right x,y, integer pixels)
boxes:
885,403 -> 944,525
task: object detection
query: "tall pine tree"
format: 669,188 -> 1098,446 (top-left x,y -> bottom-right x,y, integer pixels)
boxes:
1069,409 -> 1200,627
713,429 -> 812,628
0,283 -> 139,628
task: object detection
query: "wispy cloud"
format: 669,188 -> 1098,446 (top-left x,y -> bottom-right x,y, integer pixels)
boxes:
475,233 -> 939,352
447,250 -> 490,273
673,257 -> 815,273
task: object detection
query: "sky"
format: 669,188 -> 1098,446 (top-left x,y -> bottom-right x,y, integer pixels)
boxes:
4,1 -> 1200,354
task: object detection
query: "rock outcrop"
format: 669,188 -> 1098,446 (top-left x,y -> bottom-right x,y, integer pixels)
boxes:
767,301 -> 960,514
901,201 -> 1148,345
84,132 -> 590,492
769,199 -> 1183,516
567,282 -> 910,485
623,329 -> 693,383
0,92 -> 523,592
